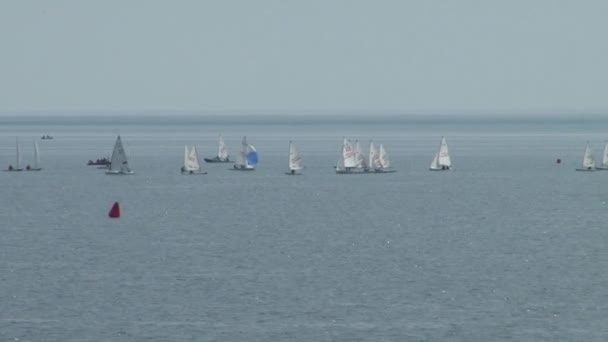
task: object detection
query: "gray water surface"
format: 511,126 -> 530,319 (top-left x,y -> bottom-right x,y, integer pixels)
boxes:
1,115 -> 607,341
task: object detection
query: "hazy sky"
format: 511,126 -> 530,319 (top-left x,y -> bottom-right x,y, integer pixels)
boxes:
1,1 -> 607,114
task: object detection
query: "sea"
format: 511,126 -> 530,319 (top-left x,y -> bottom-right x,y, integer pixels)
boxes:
0,113 -> 607,341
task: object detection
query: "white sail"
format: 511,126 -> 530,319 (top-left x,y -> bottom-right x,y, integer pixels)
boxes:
343,138 -> 357,168
288,141 -> 303,171
16,137 -> 22,170
378,144 -> 390,169
602,141 -> 608,167
34,141 -> 40,169
354,140 -> 366,169
107,135 -> 133,174
368,141 -> 377,170
430,136 -> 451,170
582,142 -> 596,169
430,152 -> 439,170
218,134 -> 229,160
183,144 -> 201,172
438,137 -> 451,167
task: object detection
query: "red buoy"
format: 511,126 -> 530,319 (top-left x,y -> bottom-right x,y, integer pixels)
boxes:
109,201 -> 120,218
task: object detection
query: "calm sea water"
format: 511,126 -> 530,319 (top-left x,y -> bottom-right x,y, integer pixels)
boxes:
1,114 -> 607,341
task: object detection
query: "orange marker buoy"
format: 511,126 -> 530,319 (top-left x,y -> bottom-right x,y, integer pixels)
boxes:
109,201 -> 120,218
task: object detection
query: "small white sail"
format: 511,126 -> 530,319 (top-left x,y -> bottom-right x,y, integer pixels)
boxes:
288,141 -> 303,172
218,134 -> 229,161
368,141 -> 377,170
354,140 -> 366,169
378,144 -> 390,169
602,141 -> 608,167
343,138 -> 357,168
430,136 -> 451,170
107,135 -> 134,174
34,141 -> 40,169
16,137 -> 22,170
183,144 -> 201,172
582,142 -> 596,169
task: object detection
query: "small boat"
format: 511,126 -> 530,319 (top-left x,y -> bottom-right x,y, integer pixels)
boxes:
87,158 -> 111,166
354,140 -> 367,171
5,137 -> 24,171
204,134 -> 232,163
576,141 -> 597,171
336,138 -> 363,174
596,141 -> 608,170
181,144 -> 207,175
429,136 -> 452,171
285,141 -> 303,175
367,142 -> 396,173
106,135 -> 134,175
231,136 -> 258,171
26,141 -> 42,171
41,135 -> 53,140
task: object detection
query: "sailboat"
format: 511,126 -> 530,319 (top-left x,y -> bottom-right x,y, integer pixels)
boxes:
106,135 -> 134,175
181,144 -> 207,174
6,137 -> 23,171
596,141 -> 608,170
204,134 -> 231,163
232,136 -> 258,171
26,141 -> 42,171
576,141 -> 597,171
374,144 -> 396,173
286,140 -> 303,175
354,140 -> 367,170
336,138 -> 361,174
429,136 -> 452,171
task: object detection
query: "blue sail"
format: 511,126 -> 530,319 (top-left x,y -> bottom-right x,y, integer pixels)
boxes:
246,150 -> 258,165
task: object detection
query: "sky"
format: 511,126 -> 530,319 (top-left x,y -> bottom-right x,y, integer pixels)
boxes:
1,0 -> 607,115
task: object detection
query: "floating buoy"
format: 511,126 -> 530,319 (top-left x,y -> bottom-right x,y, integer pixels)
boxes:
109,201 -> 120,218
556,158 -> 561,164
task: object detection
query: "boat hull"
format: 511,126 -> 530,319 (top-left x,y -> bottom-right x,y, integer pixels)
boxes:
26,168 -> 42,171
366,169 -> 396,173
204,158 -> 232,163
429,168 -> 451,171
285,172 -> 302,175
575,168 -> 598,171
4,169 -> 24,172
106,170 -> 135,175
181,171 -> 207,175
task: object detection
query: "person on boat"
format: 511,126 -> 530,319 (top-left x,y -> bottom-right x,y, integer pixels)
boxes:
26,165 -> 31,170
8,165 -> 13,171
189,170 -> 194,174
291,169 -> 295,174
181,166 -> 186,173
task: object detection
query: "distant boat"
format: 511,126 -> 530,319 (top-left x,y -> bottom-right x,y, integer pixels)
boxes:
596,141 -> 608,170
6,137 -> 23,171
232,136 -> 258,171
106,135 -> 134,175
26,141 -> 42,171
41,135 -> 53,140
204,134 -> 232,163
354,140 -> 367,170
367,143 -> 395,173
576,141 -> 597,171
429,136 -> 452,171
286,140 -> 303,175
181,144 -> 207,174
87,158 -> 111,166
336,138 -> 362,174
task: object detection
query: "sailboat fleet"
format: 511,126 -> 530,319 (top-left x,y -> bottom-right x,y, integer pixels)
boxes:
5,134 -> 608,174
5,138 -> 42,171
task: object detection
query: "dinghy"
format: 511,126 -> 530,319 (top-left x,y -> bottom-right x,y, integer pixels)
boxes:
5,137 -> 23,171
26,141 -> 42,171
231,136 -> 258,171
106,135 -> 134,175
373,144 -> 396,173
204,134 -> 231,163
181,144 -> 207,174
336,138 -> 362,174
596,141 -> 608,170
286,141 -> 303,175
576,141 -> 597,171
429,136 -> 452,171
